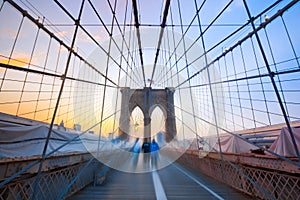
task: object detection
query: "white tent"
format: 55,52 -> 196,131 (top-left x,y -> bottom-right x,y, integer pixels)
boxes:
269,127 -> 300,157
213,134 -> 257,154
0,125 -> 105,158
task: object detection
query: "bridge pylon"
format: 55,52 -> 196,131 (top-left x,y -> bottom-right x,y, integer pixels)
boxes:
119,87 -> 176,142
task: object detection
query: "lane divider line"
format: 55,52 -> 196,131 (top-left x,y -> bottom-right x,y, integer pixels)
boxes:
152,168 -> 168,200
173,164 -> 224,200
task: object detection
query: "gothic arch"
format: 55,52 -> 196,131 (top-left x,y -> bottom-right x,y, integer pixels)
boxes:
149,104 -> 167,119
150,105 -> 166,136
130,106 -> 144,138
119,87 -> 176,142
130,104 -> 145,118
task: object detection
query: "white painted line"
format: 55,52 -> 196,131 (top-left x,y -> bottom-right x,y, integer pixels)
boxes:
173,164 -> 224,200
152,169 -> 168,200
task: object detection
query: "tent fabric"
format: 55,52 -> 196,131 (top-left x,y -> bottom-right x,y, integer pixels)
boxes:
213,135 -> 257,154
268,127 -> 300,157
0,125 -> 107,158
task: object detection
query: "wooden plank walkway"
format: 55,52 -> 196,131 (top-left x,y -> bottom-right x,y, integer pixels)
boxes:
69,154 -> 253,200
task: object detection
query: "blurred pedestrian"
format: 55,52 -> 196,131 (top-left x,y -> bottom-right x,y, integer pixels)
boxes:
150,139 -> 160,168
132,138 -> 141,153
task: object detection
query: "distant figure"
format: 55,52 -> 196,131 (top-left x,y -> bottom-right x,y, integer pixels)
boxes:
142,141 -> 151,153
58,120 -> 66,131
151,139 -> 159,152
132,138 -> 141,153
131,138 -> 140,169
142,141 -> 151,164
156,132 -> 166,147
150,139 -> 160,168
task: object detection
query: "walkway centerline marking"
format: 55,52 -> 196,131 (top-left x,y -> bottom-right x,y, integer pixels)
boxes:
152,168 -> 168,200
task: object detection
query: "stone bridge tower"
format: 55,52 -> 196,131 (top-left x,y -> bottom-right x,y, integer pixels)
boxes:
119,87 -> 176,142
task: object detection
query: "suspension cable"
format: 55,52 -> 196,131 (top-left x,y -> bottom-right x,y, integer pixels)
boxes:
157,0 -> 233,84
175,0 -> 297,89
161,0 -> 283,86
97,0 -> 118,158
86,0 -> 143,86
149,0 -> 171,87
243,0 -> 300,162
132,0 -> 146,87
32,1 -> 86,197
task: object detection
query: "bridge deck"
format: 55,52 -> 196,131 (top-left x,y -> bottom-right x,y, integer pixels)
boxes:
69,158 -> 253,200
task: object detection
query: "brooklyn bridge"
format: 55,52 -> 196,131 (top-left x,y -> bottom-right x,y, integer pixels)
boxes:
0,0 -> 299,199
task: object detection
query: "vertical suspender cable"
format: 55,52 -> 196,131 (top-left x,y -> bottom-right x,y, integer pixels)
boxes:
176,0 -> 199,149
230,51 -> 245,129
96,0 -> 118,158
113,0 -> 129,136
170,6 -> 185,140
193,0 -> 227,181
239,45 -> 257,128
16,24 -> 41,116
249,37 -> 272,126
34,30 -> 52,120
0,16 -> 24,92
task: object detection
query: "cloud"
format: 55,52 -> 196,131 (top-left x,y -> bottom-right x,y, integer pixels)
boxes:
0,58 -> 28,67
0,28 -> 22,39
77,30 -> 106,43
55,30 -> 70,37
0,52 -> 31,67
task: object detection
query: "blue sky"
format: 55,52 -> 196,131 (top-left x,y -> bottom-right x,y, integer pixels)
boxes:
0,0 -> 299,139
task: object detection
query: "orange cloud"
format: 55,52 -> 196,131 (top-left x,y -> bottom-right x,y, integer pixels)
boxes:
0,28 -> 23,39
0,52 -> 33,67
55,30 -> 69,37
0,57 -> 29,67
77,30 -> 107,43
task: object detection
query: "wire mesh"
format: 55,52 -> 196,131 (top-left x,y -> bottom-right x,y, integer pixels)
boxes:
0,0 -> 300,198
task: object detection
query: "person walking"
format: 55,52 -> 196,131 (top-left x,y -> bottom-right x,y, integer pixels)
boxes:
150,139 -> 160,168
132,138 -> 141,153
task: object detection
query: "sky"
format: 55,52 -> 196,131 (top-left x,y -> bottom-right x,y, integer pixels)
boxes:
0,0 -> 299,140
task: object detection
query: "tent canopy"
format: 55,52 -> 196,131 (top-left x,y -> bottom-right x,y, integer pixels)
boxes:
213,134 -> 257,154
269,127 -> 300,157
0,125 -> 106,158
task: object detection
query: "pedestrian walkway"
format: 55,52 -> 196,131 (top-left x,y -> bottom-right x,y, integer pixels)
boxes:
69,155 -> 253,200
